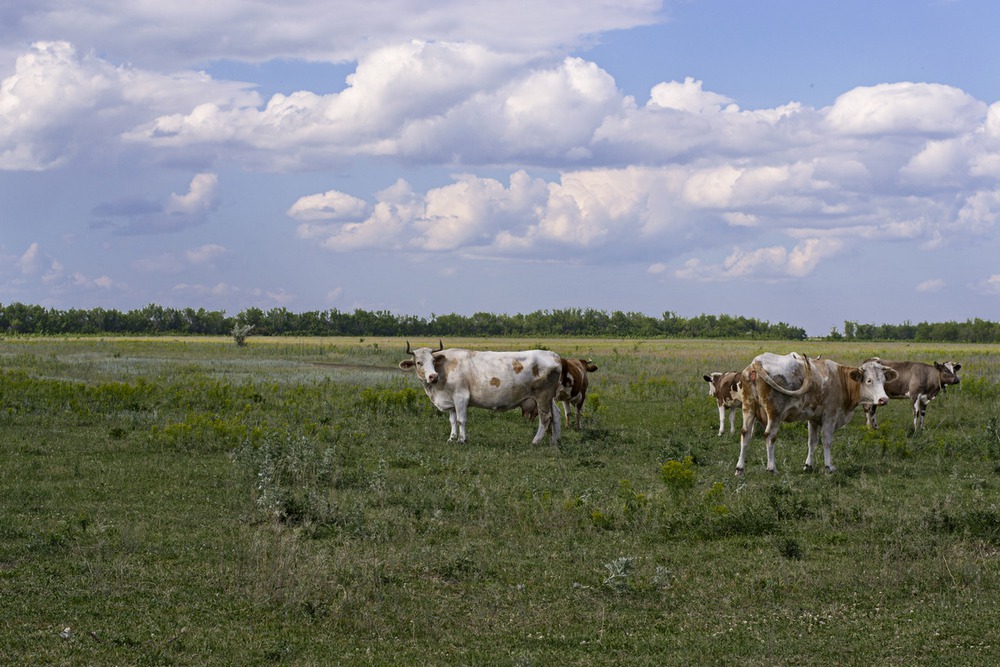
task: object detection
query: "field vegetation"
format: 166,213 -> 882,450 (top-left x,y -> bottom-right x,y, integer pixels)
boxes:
1,336 -> 999,665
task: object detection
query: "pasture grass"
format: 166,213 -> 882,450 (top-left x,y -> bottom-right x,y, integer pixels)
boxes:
1,336 -> 999,665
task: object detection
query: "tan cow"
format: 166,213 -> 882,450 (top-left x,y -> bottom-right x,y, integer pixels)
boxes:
703,371 -> 742,436
736,352 -> 897,474
399,341 -> 562,445
863,359 -> 962,431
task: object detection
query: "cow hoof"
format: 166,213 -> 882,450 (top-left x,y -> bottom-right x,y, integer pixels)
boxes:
825,466 -> 837,474
735,467 -> 744,476
803,464 -> 813,472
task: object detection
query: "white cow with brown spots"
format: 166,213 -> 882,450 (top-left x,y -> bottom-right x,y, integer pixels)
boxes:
736,352 -> 897,474
399,341 -> 562,445
862,359 -> 962,431
703,371 -> 742,436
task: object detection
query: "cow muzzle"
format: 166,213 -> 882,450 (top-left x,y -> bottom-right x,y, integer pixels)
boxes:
426,373 -> 439,384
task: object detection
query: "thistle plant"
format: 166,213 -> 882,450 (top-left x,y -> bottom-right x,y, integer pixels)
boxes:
602,556 -> 637,592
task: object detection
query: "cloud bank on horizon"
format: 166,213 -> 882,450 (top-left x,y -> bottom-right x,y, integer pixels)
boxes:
2,0 -> 1000,335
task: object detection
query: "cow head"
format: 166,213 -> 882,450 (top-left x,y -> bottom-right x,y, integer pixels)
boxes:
936,361 -> 962,389
852,359 -> 898,406
398,340 -> 445,385
703,373 -> 723,397
704,372 -> 741,402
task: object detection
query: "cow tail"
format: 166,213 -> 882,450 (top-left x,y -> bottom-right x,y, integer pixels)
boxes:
755,357 -> 812,397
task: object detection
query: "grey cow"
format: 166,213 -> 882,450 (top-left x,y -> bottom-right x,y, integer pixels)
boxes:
863,359 -> 961,431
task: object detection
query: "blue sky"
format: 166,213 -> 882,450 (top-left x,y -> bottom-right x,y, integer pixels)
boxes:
3,0 -> 1000,336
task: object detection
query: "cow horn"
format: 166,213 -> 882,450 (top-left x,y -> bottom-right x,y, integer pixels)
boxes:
436,339 -> 444,352
405,340 -> 413,355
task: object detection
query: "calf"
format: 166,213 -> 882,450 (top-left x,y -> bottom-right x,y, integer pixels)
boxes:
737,352 -> 896,474
400,341 -> 562,445
863,359 -> 961,431
521,358 -> 599,429
557,358 -> 599,429
703,371 -> 742,436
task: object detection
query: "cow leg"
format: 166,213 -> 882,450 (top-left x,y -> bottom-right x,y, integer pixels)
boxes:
452,395 -> 469,443
447,410 -> 460,442
716,404 -> 726,436
913,394 -> 931,430
763,419 -> 780,473
821,422 -> 837,472
736,411 -> 757,474
864,404 -> 878,429
532,397 -> 561,445
804,422 -> 820,471
562,400 -> 570,426
727,406 -> 738,434
552,400 -> 562,444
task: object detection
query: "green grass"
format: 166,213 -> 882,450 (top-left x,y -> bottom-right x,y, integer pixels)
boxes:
1,336 -> 999,665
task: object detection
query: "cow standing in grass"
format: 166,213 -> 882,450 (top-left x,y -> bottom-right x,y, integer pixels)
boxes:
736,352 -> 897,474
521,357 -> 598,430
703,371 -> 742,436
863,359 -> 962,431
557,358 -> 598,429
399,341 -> 562,445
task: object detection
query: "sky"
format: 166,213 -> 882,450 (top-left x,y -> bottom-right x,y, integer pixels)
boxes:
3,0 -> 1000,337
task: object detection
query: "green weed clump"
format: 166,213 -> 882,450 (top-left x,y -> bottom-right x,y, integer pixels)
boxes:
358,386 -> 421,413
151,412 -> 255,452
659,455 -> 697,493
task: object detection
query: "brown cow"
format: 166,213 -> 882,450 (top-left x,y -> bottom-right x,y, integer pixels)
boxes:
522,357 -> 598,429
737,352 -> 896,474
557,358 -> 599,429
862,359 -> 961,431
703,371 -> 742,436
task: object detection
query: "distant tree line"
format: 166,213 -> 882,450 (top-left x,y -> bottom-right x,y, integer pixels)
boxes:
1,302 -> 998,341
0,303 -> 805,339
831,318 -> 1000,343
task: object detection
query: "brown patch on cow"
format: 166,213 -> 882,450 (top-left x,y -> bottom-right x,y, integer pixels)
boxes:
512,360 -> 524,373
532,364 -> 541,377
490,377 -> 501,387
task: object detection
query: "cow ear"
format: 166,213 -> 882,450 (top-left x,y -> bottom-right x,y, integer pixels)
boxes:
399,359 -> 415,371
849,368 -> 863,383
884,368 -> 898,381
954,363 -> 962,371
431,353 -> 446,365
703,374 -> 712,382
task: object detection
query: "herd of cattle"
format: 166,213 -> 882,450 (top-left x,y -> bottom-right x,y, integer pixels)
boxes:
398,341 -> 961,475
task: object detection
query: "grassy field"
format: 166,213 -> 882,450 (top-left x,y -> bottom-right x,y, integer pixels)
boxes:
1,336 -> 999,666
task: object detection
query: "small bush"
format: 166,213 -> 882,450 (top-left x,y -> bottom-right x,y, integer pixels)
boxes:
660,456 -> 696,494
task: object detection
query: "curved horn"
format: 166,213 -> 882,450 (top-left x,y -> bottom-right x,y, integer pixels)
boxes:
436,339 -> 444,352
405,340 -> 413,355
